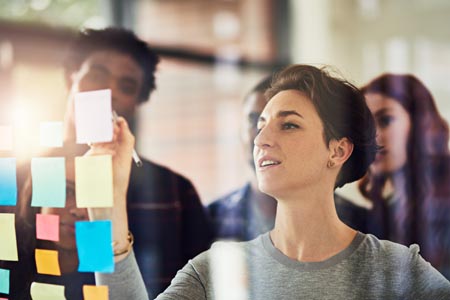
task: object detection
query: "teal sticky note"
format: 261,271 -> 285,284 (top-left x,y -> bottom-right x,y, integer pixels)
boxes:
0,268 -> 9,294
75,220 -> 113,273
0,158 -> 16,206
31,157 -> 66,208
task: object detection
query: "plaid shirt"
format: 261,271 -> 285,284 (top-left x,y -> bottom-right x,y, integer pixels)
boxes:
207,183 -> 275,241
126,158 -> 213,296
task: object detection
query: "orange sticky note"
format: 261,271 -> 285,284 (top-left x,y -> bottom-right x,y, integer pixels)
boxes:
83,285 -> 109,300
36,214 -> 59,241
35,249 -> 61,276
0,213 -> 18,261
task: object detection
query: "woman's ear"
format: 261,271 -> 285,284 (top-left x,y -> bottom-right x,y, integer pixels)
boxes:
328,137 -> 354,168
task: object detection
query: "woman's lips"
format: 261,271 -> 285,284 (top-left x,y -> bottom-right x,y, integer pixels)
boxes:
257,155 -> 281,169
375,149 -> 387,162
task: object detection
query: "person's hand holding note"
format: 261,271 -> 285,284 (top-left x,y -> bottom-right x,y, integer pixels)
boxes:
84,117 -> 135,262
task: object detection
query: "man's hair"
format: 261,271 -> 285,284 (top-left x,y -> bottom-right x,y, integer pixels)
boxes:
265,64 -> 378,188
64,27 -> 160,103
242,74 -> 273,106
251,75 -> 273,94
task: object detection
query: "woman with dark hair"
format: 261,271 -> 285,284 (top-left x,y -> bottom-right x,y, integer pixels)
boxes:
359,74 -> 450,279
96,65 -> 449,299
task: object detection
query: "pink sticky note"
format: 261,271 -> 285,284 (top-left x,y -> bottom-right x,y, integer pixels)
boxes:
36,214 -> 59,241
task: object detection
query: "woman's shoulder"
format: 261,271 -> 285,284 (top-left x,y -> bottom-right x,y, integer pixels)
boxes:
361,233 -> 419,256
359,234 -> 448,278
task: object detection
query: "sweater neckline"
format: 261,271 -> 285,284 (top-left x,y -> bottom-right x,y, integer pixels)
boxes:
260,231 -> 365,271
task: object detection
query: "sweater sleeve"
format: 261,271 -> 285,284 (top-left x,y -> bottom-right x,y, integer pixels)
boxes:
95,250 -> 150,300
403,244 -> 450,299
155,252 -> 210,300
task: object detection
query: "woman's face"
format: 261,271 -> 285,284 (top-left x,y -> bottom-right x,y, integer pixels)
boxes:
40,161 -> 88,250
253,90 -> 331,199
365,92 -> 411,175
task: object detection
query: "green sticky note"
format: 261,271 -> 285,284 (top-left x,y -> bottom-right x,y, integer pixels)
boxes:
31,157 -> 66,208
0,213 -> 18,261
30,282 -> 65,300
0,268 -> 10,294
75,155 -> 113,208
0,158 -> 17,206
40,122 -> 63,148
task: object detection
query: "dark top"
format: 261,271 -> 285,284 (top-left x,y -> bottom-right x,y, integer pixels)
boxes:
207,183 -> 275,241
126,158 -> 212,295
207,182 -> 368,242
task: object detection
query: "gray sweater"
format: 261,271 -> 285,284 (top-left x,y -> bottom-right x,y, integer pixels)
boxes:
98,232 -> 450,299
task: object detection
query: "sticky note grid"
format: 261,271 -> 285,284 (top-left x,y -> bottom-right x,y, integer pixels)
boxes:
0,89 -> 117,298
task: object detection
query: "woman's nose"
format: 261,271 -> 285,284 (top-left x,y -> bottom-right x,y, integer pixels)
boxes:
375,128 -> 385,145
253,125 -> 274,149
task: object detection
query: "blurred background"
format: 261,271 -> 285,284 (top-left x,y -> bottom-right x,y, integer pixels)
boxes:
0,0 -> 449,204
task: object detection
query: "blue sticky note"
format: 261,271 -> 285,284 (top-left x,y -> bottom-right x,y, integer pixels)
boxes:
31,157 -> 66,208
75,220 -> 113,273
0,268 -> 9,294
0,158 -> 16,206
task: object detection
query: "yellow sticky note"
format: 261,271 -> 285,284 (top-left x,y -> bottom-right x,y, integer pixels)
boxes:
35,249 -> 61,276
75,155 -> 113,208
0,213 -> 18,261
83,285 -> 109,300
30,282 -> 66,300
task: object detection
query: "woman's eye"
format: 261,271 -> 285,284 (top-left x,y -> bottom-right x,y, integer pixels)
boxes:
378,115 -> 393,128
281,122 -> 299,130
